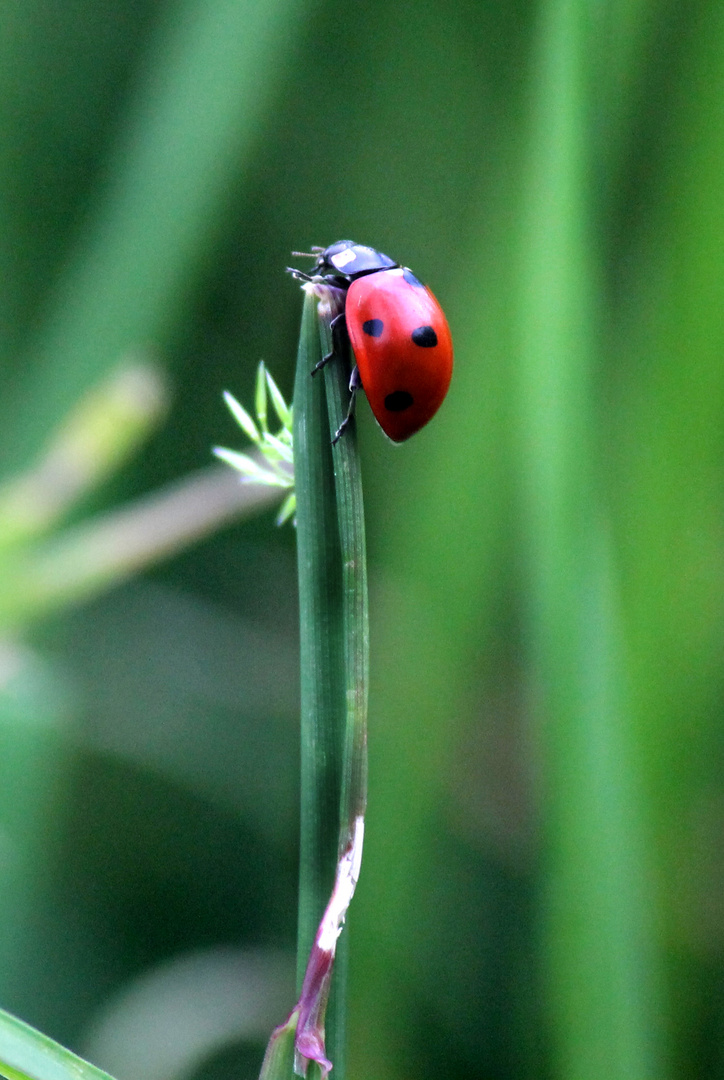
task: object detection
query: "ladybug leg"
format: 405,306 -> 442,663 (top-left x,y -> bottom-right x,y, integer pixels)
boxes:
286,267 -> 314,283
312,312 -> 348,376
331,365 -> 362,445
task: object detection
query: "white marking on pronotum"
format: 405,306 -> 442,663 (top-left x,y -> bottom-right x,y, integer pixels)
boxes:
333,248 -> 357,269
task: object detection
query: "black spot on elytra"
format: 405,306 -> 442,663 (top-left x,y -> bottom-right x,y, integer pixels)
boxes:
385,390 -> 414,412
362,318 -> 384,337
411,325 -> 437,347
403,268 -> 425,288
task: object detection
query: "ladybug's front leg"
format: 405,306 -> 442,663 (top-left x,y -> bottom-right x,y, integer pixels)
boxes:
311,312 -> 348,375
331,365 -> 362,445
308,307 -> 359,443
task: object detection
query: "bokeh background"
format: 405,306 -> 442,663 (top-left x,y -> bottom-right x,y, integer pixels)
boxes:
1,0 -> 723,1078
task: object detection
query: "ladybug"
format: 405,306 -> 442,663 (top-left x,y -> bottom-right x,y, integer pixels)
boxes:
289,241 -> 453,443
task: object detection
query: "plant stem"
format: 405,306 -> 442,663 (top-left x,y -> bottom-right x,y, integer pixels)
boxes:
316,290 -> 369,847
281,284 -> 368,1080
316,287 -> 369,1079
293,289 -> 346,983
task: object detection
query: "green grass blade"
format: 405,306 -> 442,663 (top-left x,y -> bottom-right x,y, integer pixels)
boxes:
316,296 -> 368,840
222,391 -> 261,446
0,363 -> 167,557
607,4 -> 724,1063
292,289 -> 346,992
0,467 -> 282,631
517,1 -> 662,1077
286,285 -> 369,1080
0,0 -> 313,473
258,1011 -> 298,1080
316,289 -> 369,1080
0,1006 -> 116,1080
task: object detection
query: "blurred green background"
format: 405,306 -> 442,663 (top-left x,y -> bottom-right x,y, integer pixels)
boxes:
1,0 -> 723,1077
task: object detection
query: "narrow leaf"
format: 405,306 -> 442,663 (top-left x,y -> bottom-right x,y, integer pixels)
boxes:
266,369 -> 292,428
263,433 -> 294,464
258,1010 -> 298,1080
256,362 -> 269,435
0,1006 -> 117,1080
212,447 -> 286,485
223,391 -> 260,444
276,492 -> 296,527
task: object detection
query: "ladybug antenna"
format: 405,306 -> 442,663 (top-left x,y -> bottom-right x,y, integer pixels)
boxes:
290,246 -> 325,258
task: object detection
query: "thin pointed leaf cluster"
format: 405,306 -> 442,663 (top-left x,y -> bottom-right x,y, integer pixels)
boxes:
214,363 -> 295,525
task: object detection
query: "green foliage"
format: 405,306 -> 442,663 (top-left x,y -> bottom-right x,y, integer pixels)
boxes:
0,1006 -> 116,1080
214,363 -> 295,526
1,0 -> 723,1079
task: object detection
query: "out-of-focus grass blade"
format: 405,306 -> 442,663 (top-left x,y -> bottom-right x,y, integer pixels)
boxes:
516,2 -> 662,1079
0,646 -> 73,1009
212,448 -> 281,483
266,369 -> 293,430
0,1006 -> 116,1080
608,4 -> 724,1062
262,433 -> 294,465
222,391 -> 261,446
0,0 -> 315,473
0,362 -> 167,557
0,466 -> 285,632
256,363 -> 270,436
345,15 -> 533,1080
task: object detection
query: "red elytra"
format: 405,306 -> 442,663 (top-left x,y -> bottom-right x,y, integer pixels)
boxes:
345,266 -> 453,442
